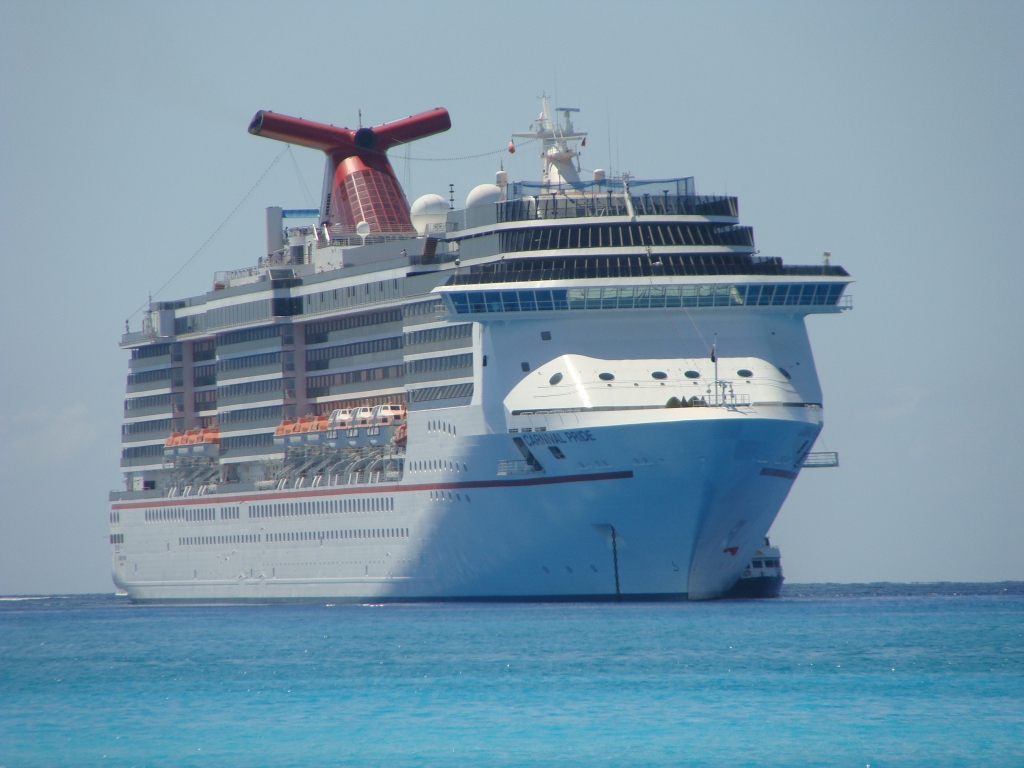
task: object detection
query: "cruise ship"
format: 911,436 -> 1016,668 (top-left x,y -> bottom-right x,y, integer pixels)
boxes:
110,99 -> 850,602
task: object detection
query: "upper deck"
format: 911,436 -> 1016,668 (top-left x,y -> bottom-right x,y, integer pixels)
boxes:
120,177 -> 849,351
119,101 -> 849,350
497,178 -> 735,223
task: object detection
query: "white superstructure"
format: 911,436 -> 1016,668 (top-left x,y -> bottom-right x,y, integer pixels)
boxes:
110,100 -> 850,602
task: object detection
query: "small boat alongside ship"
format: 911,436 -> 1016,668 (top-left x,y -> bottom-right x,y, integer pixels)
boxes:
726,537 -> 784,598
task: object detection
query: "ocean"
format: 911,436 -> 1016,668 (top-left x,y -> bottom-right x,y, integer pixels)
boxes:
1,584 -> 1022,767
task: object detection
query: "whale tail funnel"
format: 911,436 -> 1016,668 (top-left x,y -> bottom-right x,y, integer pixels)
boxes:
248,107 -> 451,234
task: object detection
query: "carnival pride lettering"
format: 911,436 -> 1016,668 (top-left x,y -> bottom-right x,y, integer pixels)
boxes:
521,430 -> 596,447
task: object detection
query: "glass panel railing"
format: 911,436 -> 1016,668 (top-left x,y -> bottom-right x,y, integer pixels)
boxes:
497,190 -> 738,224
446,283 -> 847,314
501,291 -> 520,312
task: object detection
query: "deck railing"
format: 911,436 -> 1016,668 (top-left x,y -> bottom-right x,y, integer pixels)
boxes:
497,193 -> 739,223
801,451 -> 839,468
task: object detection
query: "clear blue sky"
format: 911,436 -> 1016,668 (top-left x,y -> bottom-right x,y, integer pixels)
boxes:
1,1 -> 1021,593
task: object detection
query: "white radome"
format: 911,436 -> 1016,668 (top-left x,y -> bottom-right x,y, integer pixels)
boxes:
465,183 -> 502,208
410,193 -> 449,235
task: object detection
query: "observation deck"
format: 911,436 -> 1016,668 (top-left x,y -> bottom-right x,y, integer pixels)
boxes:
497,178 -> 737,223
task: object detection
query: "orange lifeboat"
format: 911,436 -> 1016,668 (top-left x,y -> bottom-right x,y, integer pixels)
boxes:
274,419 -> 295,436
165,431 -> 182,447
201,427 -> 219,444
394,424 -> 408,446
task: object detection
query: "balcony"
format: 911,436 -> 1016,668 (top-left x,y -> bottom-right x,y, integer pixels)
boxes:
801,451 -> 840,468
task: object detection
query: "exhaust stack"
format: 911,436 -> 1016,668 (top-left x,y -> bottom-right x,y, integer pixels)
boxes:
248,107 -> 451,233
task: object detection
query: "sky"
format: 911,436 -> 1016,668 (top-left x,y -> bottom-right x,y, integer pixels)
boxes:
0,1 -> 1022,594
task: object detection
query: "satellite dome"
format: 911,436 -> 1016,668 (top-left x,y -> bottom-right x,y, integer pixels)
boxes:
411,194 -> 449,217
466,183 -> 502,208
410,193 -> 450,235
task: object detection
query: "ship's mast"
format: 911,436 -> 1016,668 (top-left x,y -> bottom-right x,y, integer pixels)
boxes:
512,95 -> 587,187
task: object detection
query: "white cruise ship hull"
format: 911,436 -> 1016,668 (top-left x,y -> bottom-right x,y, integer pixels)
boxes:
112,405 -> 818,602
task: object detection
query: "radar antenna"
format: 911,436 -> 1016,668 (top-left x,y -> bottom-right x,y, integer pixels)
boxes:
511,95 -> 587,187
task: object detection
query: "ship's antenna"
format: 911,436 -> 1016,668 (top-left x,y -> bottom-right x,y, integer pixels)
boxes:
605,98 -> 612,180
449,183 -> 455,210
358,109 -> 362,129
615,128 -> 620,182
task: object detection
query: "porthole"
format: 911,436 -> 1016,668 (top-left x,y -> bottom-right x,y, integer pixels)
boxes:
778,367 -> 792,380
684,370 -> 700,379
549,372 -> 563,385
599,372 -> 615,381
737,369 -> 753,378
651,371 -> 667,380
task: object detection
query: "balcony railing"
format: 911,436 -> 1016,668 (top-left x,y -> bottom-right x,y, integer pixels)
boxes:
497,193 -> 739,223
801,451 -> 839,468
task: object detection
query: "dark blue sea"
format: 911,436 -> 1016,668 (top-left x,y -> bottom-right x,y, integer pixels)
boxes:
2,584 -> 1022,767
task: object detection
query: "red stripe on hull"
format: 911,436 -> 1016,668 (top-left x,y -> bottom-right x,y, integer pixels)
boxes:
111,470 -> 634,510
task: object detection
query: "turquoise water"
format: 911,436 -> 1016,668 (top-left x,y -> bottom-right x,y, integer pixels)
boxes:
1,585 -> 1022,766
